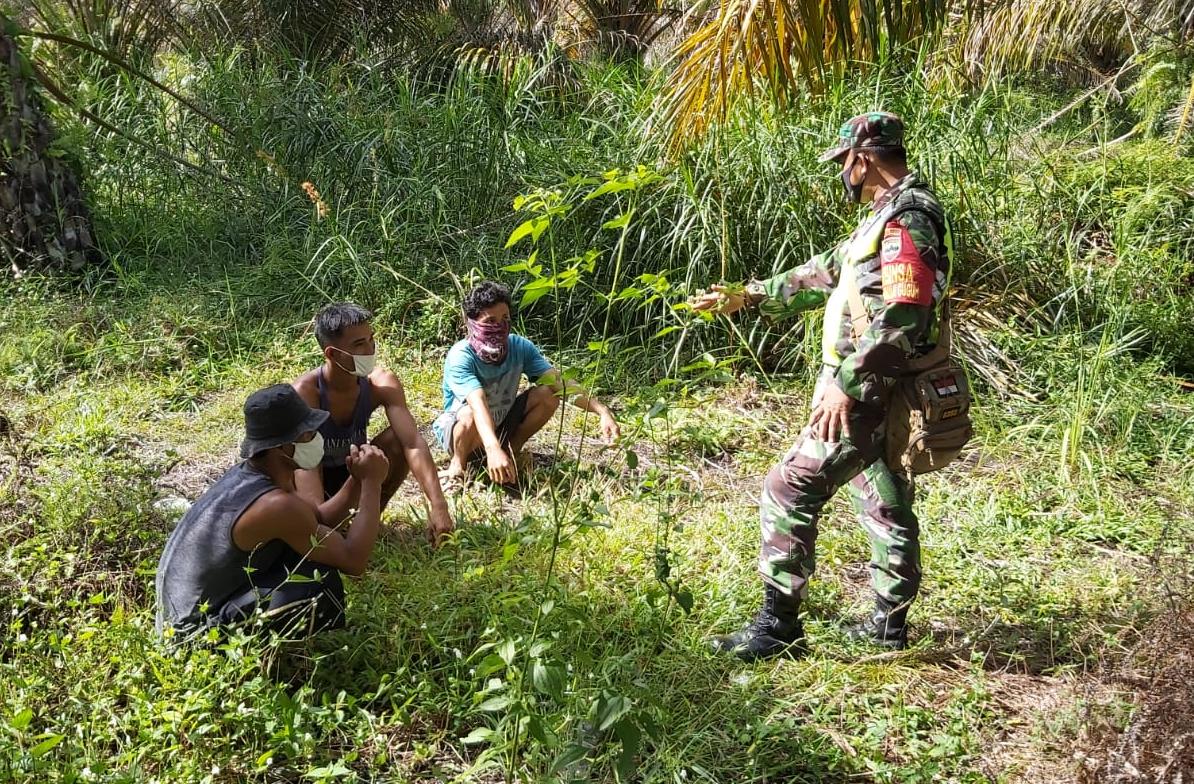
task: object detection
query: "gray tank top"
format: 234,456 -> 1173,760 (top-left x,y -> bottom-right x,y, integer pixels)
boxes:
155,462 -> 289,635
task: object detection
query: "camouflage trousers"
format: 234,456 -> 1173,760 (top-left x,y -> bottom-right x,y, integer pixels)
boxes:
759,367 -> 921,606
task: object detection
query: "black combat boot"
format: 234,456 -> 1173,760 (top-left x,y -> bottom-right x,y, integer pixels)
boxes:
710,584 -> 806,662
845,595 -> 910,650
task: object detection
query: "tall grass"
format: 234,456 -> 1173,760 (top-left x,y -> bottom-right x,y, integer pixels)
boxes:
36,41 -> 1193,453
4,29 -> 1194,784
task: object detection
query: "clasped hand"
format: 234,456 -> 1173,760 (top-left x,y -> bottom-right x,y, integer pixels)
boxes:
346,443 -> 389,483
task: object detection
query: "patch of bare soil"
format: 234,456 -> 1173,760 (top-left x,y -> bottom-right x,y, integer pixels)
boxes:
979,671 -> 1096,783
155,446 -> 235,500
1075,603 -> 1194,783
977,599 -> 1194,784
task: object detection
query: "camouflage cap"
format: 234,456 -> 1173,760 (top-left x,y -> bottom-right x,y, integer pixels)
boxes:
819,111 -> 905,163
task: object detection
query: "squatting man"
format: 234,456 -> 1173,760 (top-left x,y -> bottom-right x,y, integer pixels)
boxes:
156,286 -> 621,637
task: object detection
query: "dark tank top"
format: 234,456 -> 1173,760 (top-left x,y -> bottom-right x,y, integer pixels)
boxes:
155,462 -> 289,635
317,369 -> 372,468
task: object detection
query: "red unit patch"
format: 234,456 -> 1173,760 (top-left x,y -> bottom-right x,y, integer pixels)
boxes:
880,220 -> 933,306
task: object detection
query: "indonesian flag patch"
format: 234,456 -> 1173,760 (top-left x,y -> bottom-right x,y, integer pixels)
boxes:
932,374 -> 960,397
879,220 -> 933,306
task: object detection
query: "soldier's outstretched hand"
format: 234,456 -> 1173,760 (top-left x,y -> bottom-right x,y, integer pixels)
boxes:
690,284 -> 748,315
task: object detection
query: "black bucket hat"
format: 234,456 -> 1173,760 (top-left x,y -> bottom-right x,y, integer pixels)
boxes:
239,384 -> 329,459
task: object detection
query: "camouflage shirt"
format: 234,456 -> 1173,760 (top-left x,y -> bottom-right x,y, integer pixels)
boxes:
751,173 -> 952,406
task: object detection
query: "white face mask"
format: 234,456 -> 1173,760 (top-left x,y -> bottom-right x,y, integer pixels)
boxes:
333,348 -> 376,378
289,432 -> 325,470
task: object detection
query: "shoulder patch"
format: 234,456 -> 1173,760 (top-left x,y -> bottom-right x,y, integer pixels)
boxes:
881,225 -> 903,259
880,220 -> 933,307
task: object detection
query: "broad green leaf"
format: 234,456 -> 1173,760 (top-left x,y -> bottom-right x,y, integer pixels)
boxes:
505,216 -> 549,248
503,249 -> 542,276
498,638 -> 517,666
601,210 -> 634,230
614,719 -> 641,781
30,733 -> 64,757
476,653 -> 507,678
625,450 -> 638,470
594,694 -> 631,732
675,589 -> 695,613
654,325 -> 681,339
527,715 -> 559,748
531,660 -> 566,701
520,286 -> 551,307
584,178 -> 635,201
557,267 -> 580,288
10,709 -> 32,731
461,727 -> 497,745
477,695 -> 513,713
549,744 -> 589,776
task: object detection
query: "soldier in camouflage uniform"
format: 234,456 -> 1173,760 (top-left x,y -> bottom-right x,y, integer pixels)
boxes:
692,112 -> 954,660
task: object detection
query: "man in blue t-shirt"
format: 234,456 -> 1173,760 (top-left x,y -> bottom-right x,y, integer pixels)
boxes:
434,281 -> 620,486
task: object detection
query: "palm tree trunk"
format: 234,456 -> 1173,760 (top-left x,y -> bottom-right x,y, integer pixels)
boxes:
1,20 -> 100,274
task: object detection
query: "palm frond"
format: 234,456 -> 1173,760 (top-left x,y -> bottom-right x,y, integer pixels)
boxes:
565,0 -> 681,61
652,0 -> 948,152
1173,71 -> 1194,144
27,0 -> 183,63
963,0 -> 1194,82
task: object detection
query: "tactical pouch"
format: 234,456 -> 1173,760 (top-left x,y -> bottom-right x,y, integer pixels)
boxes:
844,276 -> 972,475
884,347 -> 973,474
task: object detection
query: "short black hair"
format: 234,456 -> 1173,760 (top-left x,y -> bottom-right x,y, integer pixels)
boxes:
863,145 -> 907,167
314,302 -> 373,348
462,281 -> 512,320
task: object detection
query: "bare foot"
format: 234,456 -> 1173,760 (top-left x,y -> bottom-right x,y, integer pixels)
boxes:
438,466 -> 467,495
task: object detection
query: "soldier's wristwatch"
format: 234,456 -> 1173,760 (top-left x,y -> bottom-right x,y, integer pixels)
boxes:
744,281 -> 767,306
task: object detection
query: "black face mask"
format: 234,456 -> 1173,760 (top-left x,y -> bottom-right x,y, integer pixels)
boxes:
841,158 -> 865,203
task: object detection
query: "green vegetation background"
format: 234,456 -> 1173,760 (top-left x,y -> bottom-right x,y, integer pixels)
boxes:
2,37 -> 1194,784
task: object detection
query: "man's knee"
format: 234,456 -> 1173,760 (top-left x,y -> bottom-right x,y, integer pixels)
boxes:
762,461 -> 816,511
529,384 -> 560,413
372,428 -> 409,469
455,405 -> 477,432
449,407 -> 480,458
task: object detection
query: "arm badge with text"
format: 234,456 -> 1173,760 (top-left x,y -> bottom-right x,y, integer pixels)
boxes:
879,221 -> 933,306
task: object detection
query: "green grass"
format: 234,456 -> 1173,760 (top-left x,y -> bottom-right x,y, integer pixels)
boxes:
4,30 -> 1194,784
1,257 -> 1191,782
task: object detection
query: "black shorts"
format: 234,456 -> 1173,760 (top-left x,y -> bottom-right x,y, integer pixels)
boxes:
442,388 -> 532,458
494,388 -> 532,447
322,464 -> 351,500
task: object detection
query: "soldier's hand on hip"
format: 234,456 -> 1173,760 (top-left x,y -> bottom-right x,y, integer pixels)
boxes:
809,384 -> 854,443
